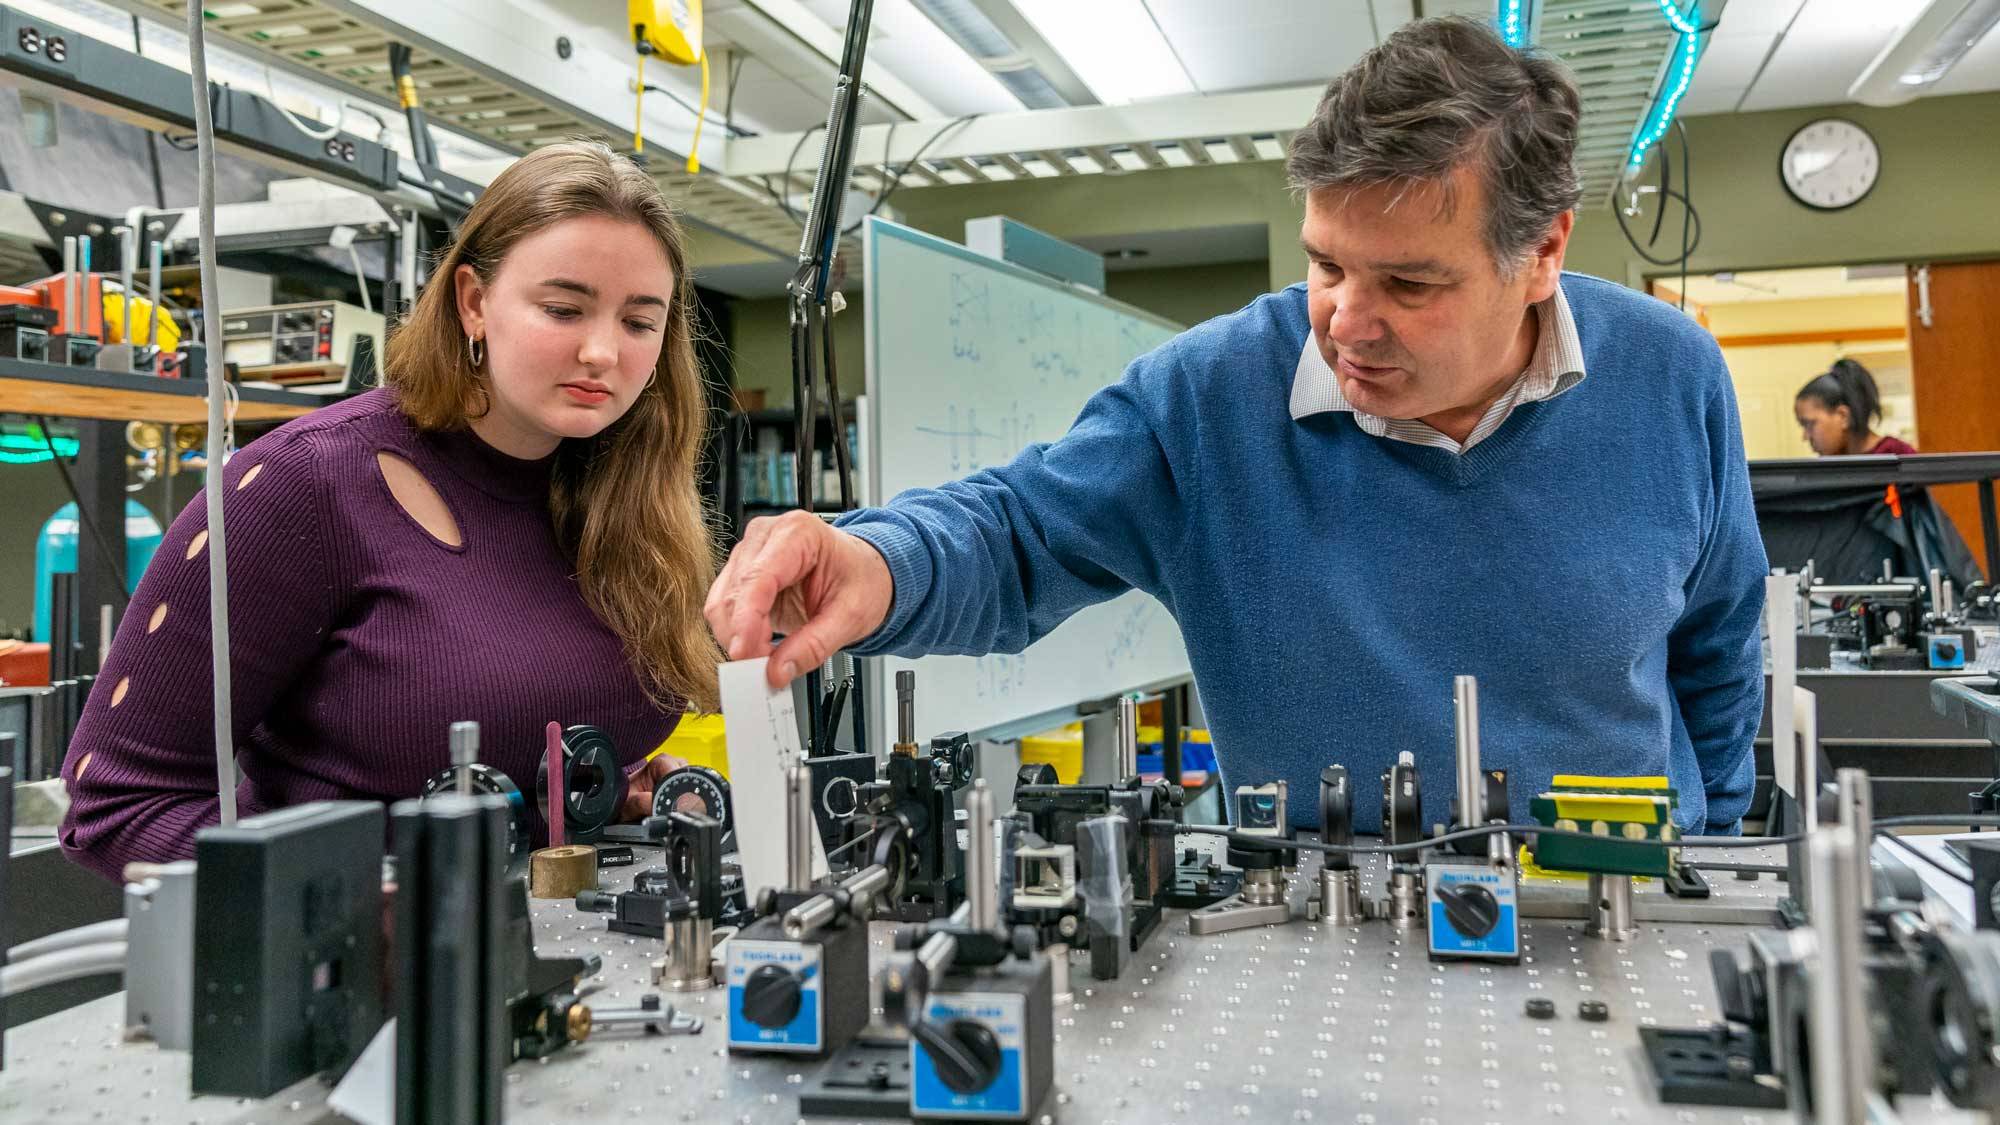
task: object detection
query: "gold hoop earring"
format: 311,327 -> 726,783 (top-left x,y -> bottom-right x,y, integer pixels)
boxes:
466,334 -> 485,369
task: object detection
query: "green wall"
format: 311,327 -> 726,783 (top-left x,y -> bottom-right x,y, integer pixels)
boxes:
1105,261 -> 1272,329
726,294 -> 867,410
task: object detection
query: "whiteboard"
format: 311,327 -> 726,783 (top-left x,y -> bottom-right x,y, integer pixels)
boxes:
860,217 -> 1193,752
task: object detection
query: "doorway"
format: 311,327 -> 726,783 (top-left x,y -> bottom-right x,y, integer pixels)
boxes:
1654,266 -> 1915,460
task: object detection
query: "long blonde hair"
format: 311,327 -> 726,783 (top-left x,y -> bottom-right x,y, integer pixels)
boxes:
386,140 -> 723,713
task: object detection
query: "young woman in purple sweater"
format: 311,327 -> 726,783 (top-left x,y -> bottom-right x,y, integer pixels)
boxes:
58,142 -> 722,880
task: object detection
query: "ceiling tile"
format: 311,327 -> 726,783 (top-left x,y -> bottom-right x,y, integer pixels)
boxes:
1708,0 -> 1809,36
1735,0 -> 1927,111
1682,31 -> 1779,114
1145,0 -> 1379,91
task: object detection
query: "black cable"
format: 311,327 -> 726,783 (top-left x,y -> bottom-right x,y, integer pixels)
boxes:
1648,141 -> 1669,248
1675,118 -> 1694,310
35,418 -> 133,605
1877,815 -> 2000,829
777,124 -> 823,225
857,114 -> 977,231
639,83 -> 753,138
1180,822 -> 1806,859
1878,831 -> 1972,886
768,114 -> 978,237
1612,186 -> 1704,268
1690,862 -> 1788,876
722,52 -> 746,139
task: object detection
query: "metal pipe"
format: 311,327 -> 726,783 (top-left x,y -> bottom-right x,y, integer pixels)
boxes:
450,721 -> 479,797
786,763 -> 812,891
145,238 -> 162,351
966,779 -> 996,931
6,918 -> 129,964
118,225 -> 136,358
77,234 -> 93,339
1115,696 -> 1138,781
62,237 -> 78,336
916,928 -> 957,982
1943,578 -> 1957,618
1453,675 -> 1481,826
1929,567 -> 1945,614
0,941 -> 128,998
1807,824 -> 1871,1125
1805,583 -> 1922,599
782,863 -> 891,939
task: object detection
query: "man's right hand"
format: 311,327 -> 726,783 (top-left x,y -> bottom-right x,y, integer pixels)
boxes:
705,510 -> 896,690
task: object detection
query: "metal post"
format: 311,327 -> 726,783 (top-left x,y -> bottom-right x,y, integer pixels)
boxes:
1453,675 -> 1481,826
1586,873 -> 1637,942
1160,688 -> 1183,788
1115,696 -> 1138,782
786,764 -> 813,891
145,238 -> 163,352
894,670 -> 917,756
1807,823 -> 1871,1125
966,779 -> 996,931
450,721 -> 479,796
1836,769 -> 1873,911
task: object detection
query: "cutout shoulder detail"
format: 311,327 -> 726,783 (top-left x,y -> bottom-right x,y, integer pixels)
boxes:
376,450 -> 464,548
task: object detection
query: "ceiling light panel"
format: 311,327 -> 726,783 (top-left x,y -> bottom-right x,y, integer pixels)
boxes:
1735,0 -> 1927,110
1144,0 -> 1380,92
1927,9 -> 2000,92
1009,0 -> 1198,102
799,0 -> 1028,115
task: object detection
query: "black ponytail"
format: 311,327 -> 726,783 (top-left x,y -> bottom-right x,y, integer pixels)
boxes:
1796,358 -> 1882,436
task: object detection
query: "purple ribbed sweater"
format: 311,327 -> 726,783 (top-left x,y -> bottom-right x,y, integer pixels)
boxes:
58,389 -> 682,880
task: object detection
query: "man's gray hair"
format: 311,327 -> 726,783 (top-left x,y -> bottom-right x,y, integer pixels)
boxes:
1286,16 -> 1582,276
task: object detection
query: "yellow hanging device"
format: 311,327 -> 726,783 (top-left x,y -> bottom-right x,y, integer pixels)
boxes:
629,0 -> 709,173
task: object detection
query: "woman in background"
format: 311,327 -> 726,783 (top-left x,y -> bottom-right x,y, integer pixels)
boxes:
1795,358 -> 1916,456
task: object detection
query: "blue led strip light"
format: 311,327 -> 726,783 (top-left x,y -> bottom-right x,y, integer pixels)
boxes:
1497,0 -> 1531,47
1628,0 -> 1702,171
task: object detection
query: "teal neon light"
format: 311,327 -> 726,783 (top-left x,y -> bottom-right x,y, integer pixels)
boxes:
1629,0 -> 1702,171
0,433 -> 79,460
1497,0 -> 1531,47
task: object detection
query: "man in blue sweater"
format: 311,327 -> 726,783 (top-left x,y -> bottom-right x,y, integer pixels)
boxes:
706,16 -> 1766,835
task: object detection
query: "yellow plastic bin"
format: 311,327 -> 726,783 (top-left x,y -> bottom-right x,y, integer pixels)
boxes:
1018,722 -> 1084,784
654,712 -> 730,777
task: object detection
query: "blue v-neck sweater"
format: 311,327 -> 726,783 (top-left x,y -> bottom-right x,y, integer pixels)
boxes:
840,274 -> 1766,834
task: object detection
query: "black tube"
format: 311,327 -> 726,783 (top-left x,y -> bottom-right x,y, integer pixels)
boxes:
818,301 -> 855,510
1979,478 -> 1998,581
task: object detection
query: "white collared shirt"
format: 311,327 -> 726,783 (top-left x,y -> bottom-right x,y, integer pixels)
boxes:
1288,282 -> 1588,454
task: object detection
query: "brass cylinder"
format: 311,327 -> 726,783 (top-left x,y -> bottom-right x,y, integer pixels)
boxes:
529,844 -> 597,900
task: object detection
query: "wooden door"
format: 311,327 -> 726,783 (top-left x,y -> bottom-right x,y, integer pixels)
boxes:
1908,260 -> 2000,575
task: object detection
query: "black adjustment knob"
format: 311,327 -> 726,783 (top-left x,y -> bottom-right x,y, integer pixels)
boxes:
915,1018 -> 1004,1094
1438,883 -> 1500,939
740,964 -> 802,1028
